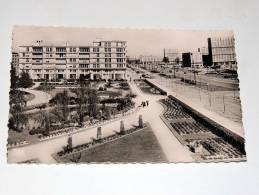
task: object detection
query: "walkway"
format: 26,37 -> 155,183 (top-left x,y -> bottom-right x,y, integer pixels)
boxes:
20,82 -> 52,106
129,81 -> 194,162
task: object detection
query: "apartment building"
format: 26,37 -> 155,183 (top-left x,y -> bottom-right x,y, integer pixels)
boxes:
17,40 -> 127,80
208,37 -> 237,70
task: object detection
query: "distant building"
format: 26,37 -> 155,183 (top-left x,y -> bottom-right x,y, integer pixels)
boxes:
17,40 -> 127,80
12,52 -> 19,73
182,52 -> 192,67
139,55 -> 162,64
181,51 -> 203,69
191,50 -> 203,69
127,56 -> 140,64
165,49 -> 181,64
139,55 -> 162,70
208,37 -> 237,70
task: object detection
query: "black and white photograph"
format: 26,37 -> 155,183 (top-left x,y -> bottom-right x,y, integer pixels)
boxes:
1,0 -> 259,195
7,26 -> 246,164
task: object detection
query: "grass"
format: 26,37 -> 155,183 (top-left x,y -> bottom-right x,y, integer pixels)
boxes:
59,125 -> 168,163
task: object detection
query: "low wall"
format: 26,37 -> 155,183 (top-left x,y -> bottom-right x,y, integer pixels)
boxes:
144,79 -> 167,95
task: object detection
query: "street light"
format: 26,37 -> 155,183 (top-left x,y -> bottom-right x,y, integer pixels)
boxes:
191,53 -> 196,85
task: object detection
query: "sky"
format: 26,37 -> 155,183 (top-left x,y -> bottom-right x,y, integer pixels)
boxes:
12,26 -> 234,57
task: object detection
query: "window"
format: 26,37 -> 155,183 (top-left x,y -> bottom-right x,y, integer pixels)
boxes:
117,59 -> 123,62
46,47 -> 52,52
105,58 -> 111,63
33,47 -> 43,52
105,48 -> 111,52
56,47 -> 66,52
79,47 -> 90,52
70,47 -> 76,52
93,48 -> 99,53
58,53 -> 66,58
69,58 -> 76,62
116,48 -> 123,52
79,64 -> 89,68
105,42 -> 111,47
105,63 -> 111,68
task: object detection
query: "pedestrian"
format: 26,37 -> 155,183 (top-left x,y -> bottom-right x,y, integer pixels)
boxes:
146,100 -> 149,106
143,101 -> 146,108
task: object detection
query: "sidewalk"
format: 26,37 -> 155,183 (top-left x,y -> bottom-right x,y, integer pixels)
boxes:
129,81 -> 194,162
20,82 -> 52,106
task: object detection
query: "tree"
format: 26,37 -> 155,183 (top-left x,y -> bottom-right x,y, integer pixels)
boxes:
55,90 -> 70,123
8,90 -> 28,132
87,88 -> 99,118
10,64 -> 18,89
9,90 -> 27,111
18,71 -> 33,88
8,112 -> 28,132
34,110 -> 52,136
163,56 -> 169,63
75,86 -> 88,126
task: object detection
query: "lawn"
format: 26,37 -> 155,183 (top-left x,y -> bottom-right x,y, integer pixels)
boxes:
59,125 -> 168,163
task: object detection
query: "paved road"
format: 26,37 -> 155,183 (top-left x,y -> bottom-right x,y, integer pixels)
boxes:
8,80 -> 194,163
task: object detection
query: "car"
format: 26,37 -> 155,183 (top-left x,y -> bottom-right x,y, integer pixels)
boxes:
143,74 -> 151,78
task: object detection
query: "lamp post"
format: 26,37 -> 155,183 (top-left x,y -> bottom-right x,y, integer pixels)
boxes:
191,53 -> 196,85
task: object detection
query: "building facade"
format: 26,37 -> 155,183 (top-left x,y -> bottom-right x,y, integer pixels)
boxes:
191,50 -> 203,69
208,37 -> 237,70
12,52 -> 19,67
165,49 -> 181,64
12,52 -> 20,74
139,55 -> 162,71
17,40 -> 127,80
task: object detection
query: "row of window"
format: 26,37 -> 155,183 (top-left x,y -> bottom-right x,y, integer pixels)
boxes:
23,53 -> 125,58
24,44 -> 125,53
28,66 -> 125,73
